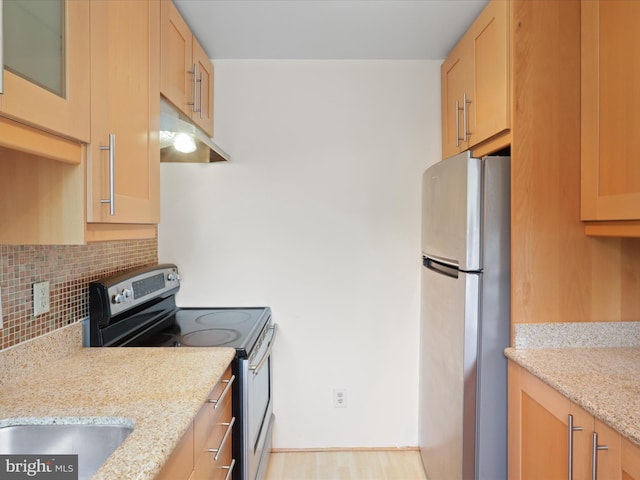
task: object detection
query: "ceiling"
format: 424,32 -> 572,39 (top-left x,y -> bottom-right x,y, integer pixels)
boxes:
173,0 -> 489,60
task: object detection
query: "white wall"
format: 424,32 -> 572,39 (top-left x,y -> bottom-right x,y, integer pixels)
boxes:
159,60 -> 441,448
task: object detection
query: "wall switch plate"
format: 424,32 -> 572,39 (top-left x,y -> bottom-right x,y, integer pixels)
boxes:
333,388 -> 347,408
33,281 -> 50,316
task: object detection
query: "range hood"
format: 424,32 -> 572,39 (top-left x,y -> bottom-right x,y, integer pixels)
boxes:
159,99 -> 230,163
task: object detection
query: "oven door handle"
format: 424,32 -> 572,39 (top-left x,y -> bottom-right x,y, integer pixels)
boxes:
249,324 -> 278,375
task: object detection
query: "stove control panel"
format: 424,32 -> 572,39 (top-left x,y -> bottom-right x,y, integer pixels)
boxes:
90,264 -> 181,322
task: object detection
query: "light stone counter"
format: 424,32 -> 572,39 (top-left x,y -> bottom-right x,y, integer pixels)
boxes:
0,323 -> 235,479
505,347 -> 640,447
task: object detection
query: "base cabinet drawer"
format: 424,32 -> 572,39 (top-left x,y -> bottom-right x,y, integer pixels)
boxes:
194,443 -> 234,480
194,366 -> 235,480
157,365 -> 235,480
195,371 -> 233,453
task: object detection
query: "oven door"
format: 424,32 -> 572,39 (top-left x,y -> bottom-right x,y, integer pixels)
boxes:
245,323 -> 277,480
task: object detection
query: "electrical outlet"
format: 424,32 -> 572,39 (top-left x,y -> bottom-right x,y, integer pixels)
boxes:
333,388 -> 347,408
33,281 -> 50,316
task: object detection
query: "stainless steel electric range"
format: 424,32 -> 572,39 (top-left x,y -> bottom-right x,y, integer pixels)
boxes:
88,264 -> 276,480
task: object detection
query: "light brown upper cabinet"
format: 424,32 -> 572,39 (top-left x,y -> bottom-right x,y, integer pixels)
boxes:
0,0 -> 90,143
581,0 -> 640,236
442,38 -> 471,157
86,0 -> 160,236
161,0 -> 214,137
0,0 -> 89,245
441,0 -> 510,159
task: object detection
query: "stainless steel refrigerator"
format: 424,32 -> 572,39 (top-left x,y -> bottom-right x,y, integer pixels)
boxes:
419,151 -> 510,480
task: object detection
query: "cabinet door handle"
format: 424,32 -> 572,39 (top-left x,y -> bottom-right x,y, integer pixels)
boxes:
455,100 -> 462,147
0,0 -> 4,94
221,458 -> 236,480
208,416 -> 236,461
463,92 -> 472,141
591,431 -> 609,480
199,71 -> 204,119
568,414 -> 583,480
188,63 -> 198,112
207,375 -> 235,410
99,133 -> 116,216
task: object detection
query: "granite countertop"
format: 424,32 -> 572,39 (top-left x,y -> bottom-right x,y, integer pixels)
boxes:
0,326 -> 235,480
505,347 -> 640,447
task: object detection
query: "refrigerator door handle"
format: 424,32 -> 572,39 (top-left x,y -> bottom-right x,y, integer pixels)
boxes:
423,257 -> 459,278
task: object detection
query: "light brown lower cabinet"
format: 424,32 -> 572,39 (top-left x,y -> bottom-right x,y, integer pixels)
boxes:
157,366 -> 235,480
508,360 -> 640,479
158,421 -> 194,480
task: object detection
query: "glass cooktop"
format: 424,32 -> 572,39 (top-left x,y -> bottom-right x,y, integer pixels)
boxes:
124,307 -> 271,357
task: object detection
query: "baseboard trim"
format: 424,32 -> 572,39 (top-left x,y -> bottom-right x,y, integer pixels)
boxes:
271,446 -> 420,453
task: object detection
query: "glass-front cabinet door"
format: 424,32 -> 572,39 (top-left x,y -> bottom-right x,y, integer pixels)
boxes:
0,0 -> 90,142
4,0 -> 65,96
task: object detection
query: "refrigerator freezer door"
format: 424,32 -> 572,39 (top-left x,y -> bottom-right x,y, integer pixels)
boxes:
419,259 -> 479,480
422,152 -> 482,271
476,155 -> 510,479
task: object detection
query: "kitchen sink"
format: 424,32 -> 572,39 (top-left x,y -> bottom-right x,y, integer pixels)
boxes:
0,422 -> 133,480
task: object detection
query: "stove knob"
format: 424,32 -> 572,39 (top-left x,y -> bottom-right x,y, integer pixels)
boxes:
167,273 -> 181,282
122,288 -> 133,299
112,293 -> 125,304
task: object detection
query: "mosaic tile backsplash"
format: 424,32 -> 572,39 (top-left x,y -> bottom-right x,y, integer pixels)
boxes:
0,237 -> 158,350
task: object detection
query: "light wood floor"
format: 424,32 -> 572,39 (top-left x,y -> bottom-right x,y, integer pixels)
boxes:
264,450 -> 428,480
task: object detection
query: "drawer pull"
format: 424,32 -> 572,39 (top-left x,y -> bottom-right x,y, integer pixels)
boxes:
208,416 -> 235,462
208,375 -> 235,410
221,458 -> 236,480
